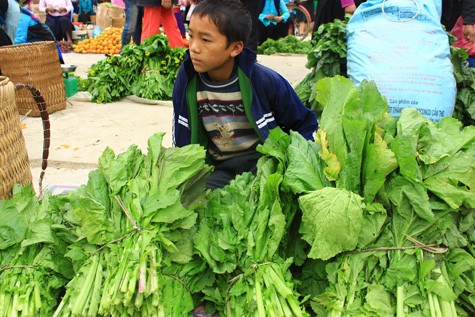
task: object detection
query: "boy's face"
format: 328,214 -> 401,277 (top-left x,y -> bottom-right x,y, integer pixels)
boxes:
188,15 -> 244,83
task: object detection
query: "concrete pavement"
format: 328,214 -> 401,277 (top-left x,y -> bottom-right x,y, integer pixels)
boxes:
20,52 -> 311,194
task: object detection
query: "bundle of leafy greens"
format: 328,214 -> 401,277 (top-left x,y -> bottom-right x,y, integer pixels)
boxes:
257,35 -> 312,55
0,186 -> 76,317
264,76 -> 475,316
295,16 -> 349,117
191,156 -> 308,315
82,34 -> 185,104
131,46 -> 185,100
52,133 -> 213,316
1,73 -> 474,316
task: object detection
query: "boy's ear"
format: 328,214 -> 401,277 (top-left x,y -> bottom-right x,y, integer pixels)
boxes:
229,41 -> 245,58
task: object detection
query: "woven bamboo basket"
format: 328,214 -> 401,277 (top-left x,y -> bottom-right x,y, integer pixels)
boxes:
0,76 -> 33,200
0,41 -> 66,116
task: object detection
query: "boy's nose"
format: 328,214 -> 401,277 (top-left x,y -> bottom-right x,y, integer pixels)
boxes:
188,40 -> 199,53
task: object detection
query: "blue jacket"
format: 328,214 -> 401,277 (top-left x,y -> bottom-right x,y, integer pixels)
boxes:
14,10 -> 36,44
172,48 -> 318,148
259,0 -> 290,27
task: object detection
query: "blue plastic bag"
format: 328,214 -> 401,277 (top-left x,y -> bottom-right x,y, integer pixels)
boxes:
92,25 -> 102,38
347,0 -> 456,122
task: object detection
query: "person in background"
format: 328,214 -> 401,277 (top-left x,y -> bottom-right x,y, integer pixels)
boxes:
1,0 -> 20,42
172,0 -> 318,189
39,0 -> 74,43
258,0 -> 290,45
121,0 -> 143,50
0,0 -> 13,45
295,0 -> 315,37
14,0 -> 65,61
15,1 -> 55,43
173,0 -> 187,45
77,0 -> 94,23
312,0 -> 364,38
138,0 -> 184,48
458,0 -> 475,44
240,0 -> 260,52
448,0 -> 475,66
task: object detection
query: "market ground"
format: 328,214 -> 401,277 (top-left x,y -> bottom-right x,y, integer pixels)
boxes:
21,52 -> 310,194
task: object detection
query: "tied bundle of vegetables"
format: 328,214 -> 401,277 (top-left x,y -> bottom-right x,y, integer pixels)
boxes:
0,186 -> 75,317
83,34 -> 185,103
193,155 -> 308,315
295,16 -> 349,116
227,260 -> 309,317
53,133 -> 212,316
131,46 -> 185,100
262,76 -> 475,316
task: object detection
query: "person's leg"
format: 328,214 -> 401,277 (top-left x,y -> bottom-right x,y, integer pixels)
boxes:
58,16 -> 73,42
121,0 -> 139,49
205,152 -> 262,189
173,6 -> 186,38
274,20 -> 290,40
141,6 -> 161,42
205,169 -> 236,190
269,23 -> 282,41
160,7 -> 184,48
45,16 -> 61,41
132,6 -> 143,44
258,21 -> 267,46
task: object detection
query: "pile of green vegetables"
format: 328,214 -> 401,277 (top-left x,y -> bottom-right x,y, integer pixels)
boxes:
295,17 -> 475,127
257,35 -> 312,55
294,17 -> 349,117
1,77 -> 474,316
79,34 -> 185,104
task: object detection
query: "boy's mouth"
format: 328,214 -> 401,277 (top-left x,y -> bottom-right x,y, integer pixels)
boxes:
191,58 -> 202,66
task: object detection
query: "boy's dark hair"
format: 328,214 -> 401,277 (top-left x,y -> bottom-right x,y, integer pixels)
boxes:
192,0 -> 251,47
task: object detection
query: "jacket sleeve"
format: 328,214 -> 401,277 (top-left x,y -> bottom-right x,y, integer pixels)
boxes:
261,67 -> 319,141
463,0 -> 475,25
172,62 -> 191,147
280,0 -> 290,23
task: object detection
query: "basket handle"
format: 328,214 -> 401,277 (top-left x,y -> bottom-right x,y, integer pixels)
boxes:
15,83 -> 50,196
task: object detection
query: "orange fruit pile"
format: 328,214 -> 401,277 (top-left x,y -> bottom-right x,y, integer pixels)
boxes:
73,27 -> 122,54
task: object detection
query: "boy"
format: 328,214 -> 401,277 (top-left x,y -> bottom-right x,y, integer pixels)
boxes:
172,0 -> 318,189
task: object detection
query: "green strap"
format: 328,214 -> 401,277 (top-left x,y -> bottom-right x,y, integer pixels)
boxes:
238,68 -> 262,140
186,75 -> 208,147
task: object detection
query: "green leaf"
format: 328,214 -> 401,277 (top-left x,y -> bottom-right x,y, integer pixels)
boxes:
316,76 -> 359,168
363,132 -> 398,203
282,131 -> 329,194
364,284 -> 394,315
157,145 -> 207,193
299,187 -> 365,260
338,116 -> 368,193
